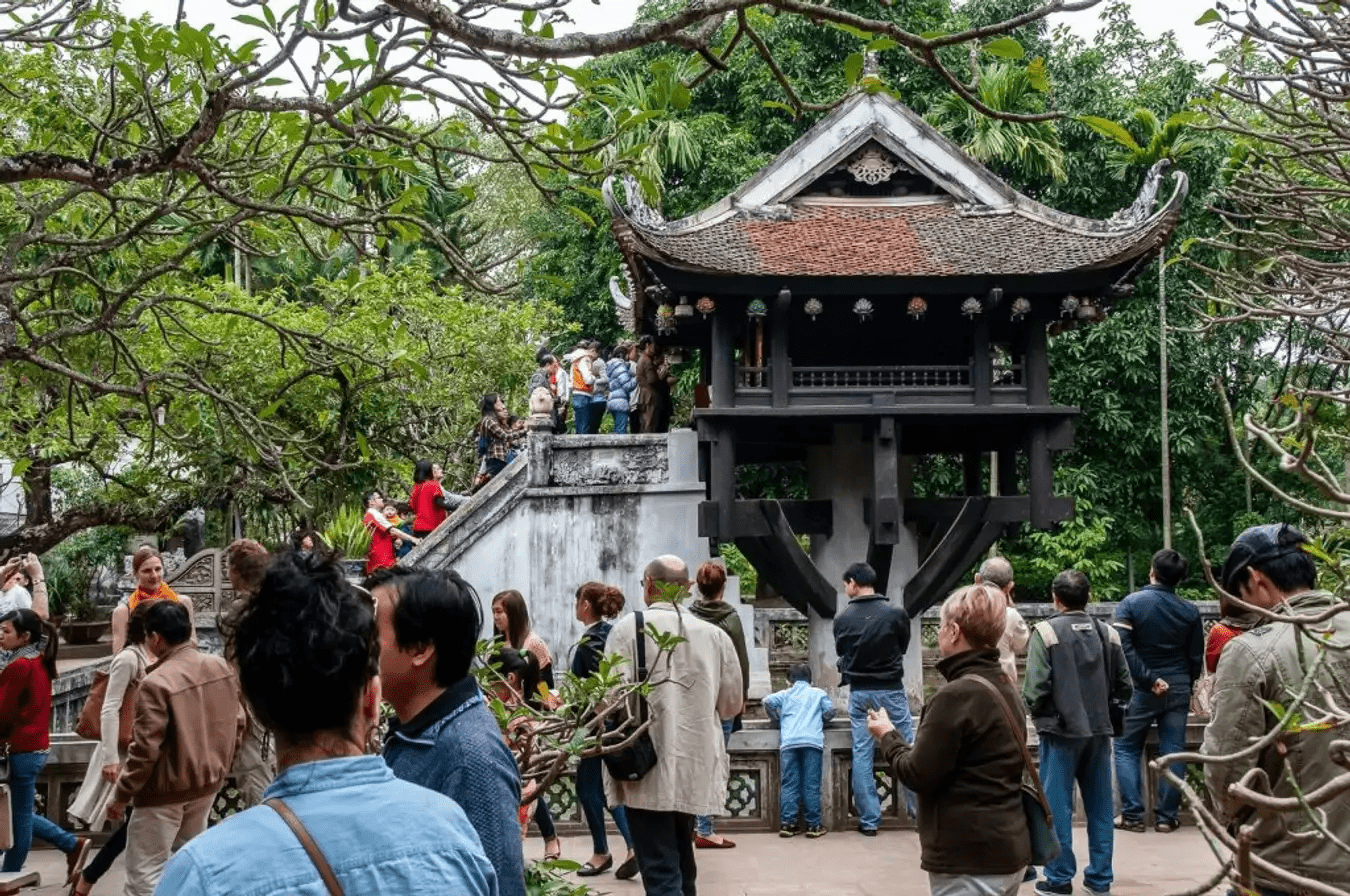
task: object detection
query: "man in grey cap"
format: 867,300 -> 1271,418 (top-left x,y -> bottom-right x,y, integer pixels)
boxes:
1202,523 -> 1350,896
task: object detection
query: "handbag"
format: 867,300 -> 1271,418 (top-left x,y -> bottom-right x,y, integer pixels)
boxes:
0,743 -> 12,850
970,675 -> 1061,866
602,611 -> 659,782
1093,620 -> 1127,737
75,652 -> 139,750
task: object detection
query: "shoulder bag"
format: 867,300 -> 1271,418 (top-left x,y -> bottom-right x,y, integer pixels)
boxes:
602,611 -> 659,781
266,797 -> 344,896
970,674 -> 1061,866
75,650 -> 140,750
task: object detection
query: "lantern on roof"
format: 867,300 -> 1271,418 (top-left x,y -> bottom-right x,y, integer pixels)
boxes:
853,298 -> 873,322
960,297 -> 982,319
804,297 -> 824,321
674,295 -> 694,318
747,298 -> 768,320
1011,297 -> 1031,322
696,296 -> 716,319
1060,296 -> 1080,317
907,296 -> 927,321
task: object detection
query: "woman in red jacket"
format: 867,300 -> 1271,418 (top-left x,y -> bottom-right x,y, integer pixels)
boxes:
409,460 -> 453,537
0,609 -> 89,883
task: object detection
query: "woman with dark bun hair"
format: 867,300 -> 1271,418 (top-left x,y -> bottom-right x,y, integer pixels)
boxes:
690,561 -> 748,849
570,582 -> 637,879
409,460 -> 458,537
155,553 -> 497,895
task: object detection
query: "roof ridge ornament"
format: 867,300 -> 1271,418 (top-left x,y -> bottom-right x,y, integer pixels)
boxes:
1107,159 -> 1173,228
604,174 -> 669,231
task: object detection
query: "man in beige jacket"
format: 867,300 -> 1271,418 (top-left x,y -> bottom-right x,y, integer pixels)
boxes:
108,600 -> 245,896
605,554 -> 744,896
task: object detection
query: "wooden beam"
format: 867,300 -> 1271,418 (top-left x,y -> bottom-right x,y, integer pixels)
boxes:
699,499 -> 835,538
1025,312 -> 1050,405
962,452 -> 982,496
1028,426 -> 1054,529
731,502 -> 838,618
904,506 -> 1006,616
706,423 -> 736,542
904,496 -> 1074,525
771,288 -> 791,408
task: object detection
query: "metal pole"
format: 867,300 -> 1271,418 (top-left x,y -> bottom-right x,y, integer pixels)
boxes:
1160,249 -> 1173,549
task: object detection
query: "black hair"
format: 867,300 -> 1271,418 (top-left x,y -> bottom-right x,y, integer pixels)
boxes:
611,345 -> 629,360
365,566 -> 483,687
363,490 -> 382,507
1,608 -> 58,679
224,552 -> 378,741
1250,551 -> 1317,594
413,460 -> 434,483
1151,549 -> 1189,590
143,600 -> 192,646
538,353 -> 557,368
480,393 -> 500,417
843,562 -> 876,588
637,335 -> 654,351
1051,569 -> 1091,610
492,648 -> 542,709
787,663 -> 812,684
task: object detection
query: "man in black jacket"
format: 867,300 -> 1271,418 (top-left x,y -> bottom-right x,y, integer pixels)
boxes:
832,561 -> 916,834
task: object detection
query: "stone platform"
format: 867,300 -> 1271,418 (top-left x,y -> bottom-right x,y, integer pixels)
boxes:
20,827 -> 1227,895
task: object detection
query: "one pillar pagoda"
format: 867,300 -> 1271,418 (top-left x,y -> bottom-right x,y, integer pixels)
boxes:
605,91 -> 1185,693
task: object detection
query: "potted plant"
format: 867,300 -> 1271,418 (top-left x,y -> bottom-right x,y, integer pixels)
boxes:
43,527 -> 125,645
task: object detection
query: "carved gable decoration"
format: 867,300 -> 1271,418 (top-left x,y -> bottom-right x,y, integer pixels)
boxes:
798,143 -> 945,200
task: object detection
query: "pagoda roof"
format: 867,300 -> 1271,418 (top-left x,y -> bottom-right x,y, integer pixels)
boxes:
605,91 -> 1186,285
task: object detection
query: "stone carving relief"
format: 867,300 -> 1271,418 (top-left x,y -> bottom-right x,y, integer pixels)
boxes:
173,555 -> 216,587
550,443 -> 670,487
847,147 -> 900,185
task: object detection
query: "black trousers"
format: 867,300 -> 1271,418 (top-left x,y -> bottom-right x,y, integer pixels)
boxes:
83,809 -> 132,883
625,808 -> 696,896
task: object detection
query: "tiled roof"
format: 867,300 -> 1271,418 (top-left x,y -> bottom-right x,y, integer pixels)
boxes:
612,198 -> 1182,278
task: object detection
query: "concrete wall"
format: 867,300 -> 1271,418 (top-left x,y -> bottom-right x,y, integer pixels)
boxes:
409,428 -> 771,696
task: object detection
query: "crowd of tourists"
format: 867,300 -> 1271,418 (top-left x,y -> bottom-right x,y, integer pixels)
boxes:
2,521 -> 1348,896
528,337 -> 675,437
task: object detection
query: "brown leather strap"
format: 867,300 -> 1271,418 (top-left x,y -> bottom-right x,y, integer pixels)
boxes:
969,674 -> 1053,815
265,797 -> 344,896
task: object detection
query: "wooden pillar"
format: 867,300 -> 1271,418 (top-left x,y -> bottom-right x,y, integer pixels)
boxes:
1025,309 -> 1050,406
1029,426 -> 1053,529
771,288 -> 791,408
711,304 -> 734,408
973,313 -> 992,405
962,452 -> 983,496
998,449 -> 1017,497
709,423 -> 736,544
873,419 -> 900,547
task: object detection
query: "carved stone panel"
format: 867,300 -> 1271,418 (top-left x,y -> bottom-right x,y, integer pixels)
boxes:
550,442 -> 669,487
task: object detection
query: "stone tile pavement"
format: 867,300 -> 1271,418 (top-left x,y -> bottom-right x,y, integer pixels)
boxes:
17,826 -> 1227,895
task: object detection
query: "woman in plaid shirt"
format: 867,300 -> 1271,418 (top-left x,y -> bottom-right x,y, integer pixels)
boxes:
479,393 -> 527,478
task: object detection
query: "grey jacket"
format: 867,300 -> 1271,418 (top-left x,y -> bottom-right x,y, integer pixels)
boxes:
1022,612 -> 1130,739
1202,590 -> 1350,894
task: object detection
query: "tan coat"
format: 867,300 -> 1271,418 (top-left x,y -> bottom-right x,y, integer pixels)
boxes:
114,643 -> 246,808
605,602 -> 744,816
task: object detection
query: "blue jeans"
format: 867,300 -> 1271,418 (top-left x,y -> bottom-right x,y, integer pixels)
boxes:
779,746 -> 824,828
1039,734 -> 1114,892
1113,690 -> 1190,825
610,408 -> 630,435
588,399 -> 606,434
571,395 -> 593,434
695,719 -> 735,837
2,750 -> 77,872
576,756 -> 631,856
849,688 -> 916,829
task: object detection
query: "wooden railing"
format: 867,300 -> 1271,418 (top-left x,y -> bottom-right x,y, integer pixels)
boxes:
791,365 -> 971,389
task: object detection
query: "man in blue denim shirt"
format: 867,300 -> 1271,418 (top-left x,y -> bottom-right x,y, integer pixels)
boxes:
158,553 -> 497,896
372,567 -> 527,896
1111,549 -> 1204,834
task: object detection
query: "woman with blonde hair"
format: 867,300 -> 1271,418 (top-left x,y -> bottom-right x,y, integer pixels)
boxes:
867,584 -> 1032,895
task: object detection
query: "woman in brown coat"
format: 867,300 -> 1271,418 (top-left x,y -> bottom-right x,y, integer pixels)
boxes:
867,584 -> 1031,896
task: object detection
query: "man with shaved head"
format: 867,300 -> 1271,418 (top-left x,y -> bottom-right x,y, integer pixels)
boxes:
604,554 -> 744,896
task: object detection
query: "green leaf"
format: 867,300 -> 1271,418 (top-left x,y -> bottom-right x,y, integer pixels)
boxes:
1195,8 -> 1221,25
843,52 -> 864,84
983,37 -> 1024,59
1077,115 -> 1143,152
828,22 -> 872,40
562,204 -> 596,228
10,458 -> 31,479
1026,57 -> 1050,93
866,37 -> 898,52
522,8 -> 536,28
762,100 -> 797,115
234,14 -> 268,29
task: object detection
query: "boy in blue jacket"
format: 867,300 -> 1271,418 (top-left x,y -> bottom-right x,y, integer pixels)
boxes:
763,664 -> 836,837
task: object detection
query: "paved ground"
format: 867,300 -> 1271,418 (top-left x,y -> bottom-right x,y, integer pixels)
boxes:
18,827 -> 1227,895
